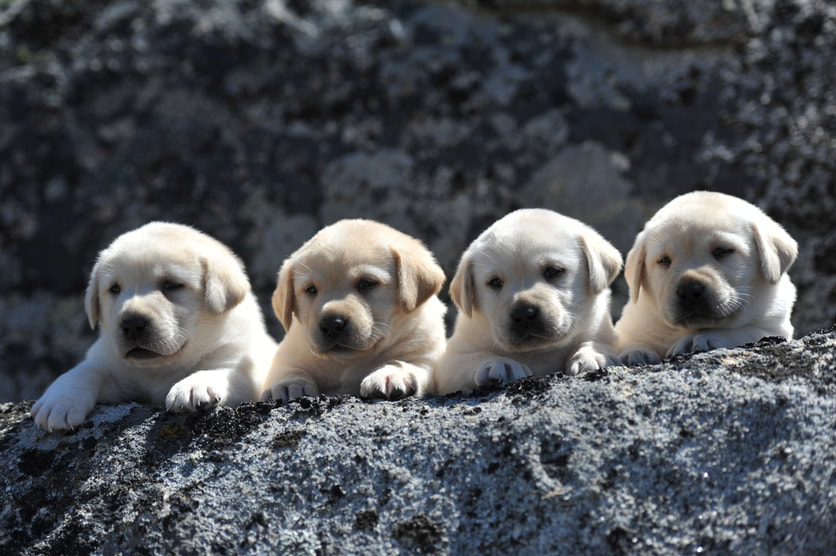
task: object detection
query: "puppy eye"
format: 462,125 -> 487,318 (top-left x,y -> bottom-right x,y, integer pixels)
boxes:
713,247 -> 734,259
357,279 -> 378,291
487,277 -> 503,290
109,284 -> 121,295
304,285 -> 318,296
657,256 -> 671,266
162,280 -> 184,291
544,267 -> 564,280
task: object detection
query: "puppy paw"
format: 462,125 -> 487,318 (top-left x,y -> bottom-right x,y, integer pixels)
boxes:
475,358 -> 532,387
261,378 -> 319,404
360,364 -> 424,400
31,391 -> 96,432
667,333 -> 729,358
619,348 -> 662,366
566,348 -> 620,376
166,371 -> 228,412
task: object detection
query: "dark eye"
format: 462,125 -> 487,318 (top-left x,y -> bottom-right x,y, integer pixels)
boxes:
487,277 -> 503,290
162,280 -> 184,291
657,256 -> 671,266
304,285 -> 318,296
109,284 -> 121,295
544,267 -> 564,280
713,247 -> 734,259
357,279 -> 378,291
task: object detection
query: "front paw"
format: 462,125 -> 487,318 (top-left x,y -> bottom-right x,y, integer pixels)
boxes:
667,333 -> 728,358
262,378 -> 319,404
566,345 -> 621,376
619,347 -> 662,366
360,364 -> 423,400
31,391 -> 96,432
166,371 -> 228,412
475,358 -> 532,387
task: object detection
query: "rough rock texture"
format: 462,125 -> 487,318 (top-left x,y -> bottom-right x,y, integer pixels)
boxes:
2,328 -> 835,554
1,0 -> 835,403
1,1 -> 836,550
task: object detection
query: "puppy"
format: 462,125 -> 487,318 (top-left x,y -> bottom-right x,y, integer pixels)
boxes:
615,191 -> 798,364
433,209 -> 623,395
31,222 -> 278,431
262,219 -> 446,402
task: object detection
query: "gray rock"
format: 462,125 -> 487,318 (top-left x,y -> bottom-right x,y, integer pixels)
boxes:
0,1 -> 834,405
2,328 -> 835,553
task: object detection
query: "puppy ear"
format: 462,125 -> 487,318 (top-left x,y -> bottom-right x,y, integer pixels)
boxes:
580,230 -> 623,294
752,219 -> 798,284
83,260 -> 101,329
392,242 -> 446,313
202,254 -> 250,314
624,232 -> 647,303
449,256 -> 475,318
272,259 -> 296,331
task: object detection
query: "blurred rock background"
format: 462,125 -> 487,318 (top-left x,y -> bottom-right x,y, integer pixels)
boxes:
1,0 -> 834,402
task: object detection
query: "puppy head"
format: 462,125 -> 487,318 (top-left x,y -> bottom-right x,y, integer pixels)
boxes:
450,209 -> 621,352
272,219 -> 444,359
627,191 -> 797,329
86,222 -> 250,367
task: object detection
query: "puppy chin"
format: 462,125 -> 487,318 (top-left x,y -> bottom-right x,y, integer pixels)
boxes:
665,306 -> 739,330
119,341 -> 188,367
309,335 -> 382,360
493,327 -> 568,353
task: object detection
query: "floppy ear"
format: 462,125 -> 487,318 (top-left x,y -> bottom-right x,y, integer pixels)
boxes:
84,260 -> 102,330
623,231 -> 648,303
272,259 -> 296,332
752,219 -> 798,284
449,255 -> 475,318
202,254 -> 250,314
392,242 -> 446,313
580,230 -> 623,294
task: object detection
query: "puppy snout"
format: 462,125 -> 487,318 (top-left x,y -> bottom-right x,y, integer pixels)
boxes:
677,280 -> 705,302
121,314 -> 150,340
510,303 -> 539,323
320,314 -> 348,339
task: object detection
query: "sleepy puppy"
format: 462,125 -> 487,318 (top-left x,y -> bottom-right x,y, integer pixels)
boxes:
31,222 -> 278,431
433,209 -> 622,395
615,191 -> 798,365
262,219 -> 446,402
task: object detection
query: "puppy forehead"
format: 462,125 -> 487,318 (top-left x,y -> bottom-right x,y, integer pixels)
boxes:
471,232 -> 580,275
98,248 -> 202,287
647,218 -> 750,256
295,244 -> 394,287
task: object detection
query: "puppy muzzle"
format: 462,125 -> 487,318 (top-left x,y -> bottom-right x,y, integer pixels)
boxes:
670,278 -> 730,326
501,302 -> 562,349
313,312 -> 377,356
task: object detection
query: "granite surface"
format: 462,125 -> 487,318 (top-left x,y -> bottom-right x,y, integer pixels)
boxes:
1,2 -> 835,552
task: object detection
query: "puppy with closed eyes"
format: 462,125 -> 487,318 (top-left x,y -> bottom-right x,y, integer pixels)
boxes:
433,209 -> 623,395
615,191 -> 798,365
262,219 -> 447,403
31,222 -> 278,431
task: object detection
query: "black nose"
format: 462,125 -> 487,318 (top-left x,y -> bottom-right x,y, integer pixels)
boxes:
677,280 -> 704,301
510,303 -> 539,323
121,315 -> 149,340
320,314 -> 348,339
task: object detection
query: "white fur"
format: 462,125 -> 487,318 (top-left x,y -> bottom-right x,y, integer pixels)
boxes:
615,191 -> 798,364
262,219 -> 447,403
31,222 -> 277,431
433,209 -> 622,394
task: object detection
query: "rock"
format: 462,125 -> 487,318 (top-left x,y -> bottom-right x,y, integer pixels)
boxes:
2,327 -> 835,553
0,0 -> 834,440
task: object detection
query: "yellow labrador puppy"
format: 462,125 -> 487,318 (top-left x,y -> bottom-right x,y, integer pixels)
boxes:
615,191 -> 798,364
262,219 -> 446,402
31,222 -> 278,431
433,209 -> 622,395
